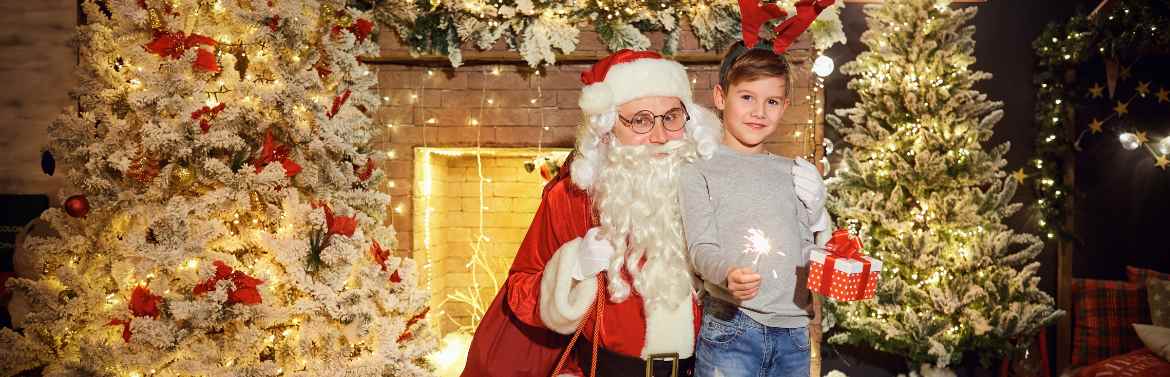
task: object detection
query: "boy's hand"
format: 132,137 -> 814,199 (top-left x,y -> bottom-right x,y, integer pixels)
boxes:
727,267 -> 761,300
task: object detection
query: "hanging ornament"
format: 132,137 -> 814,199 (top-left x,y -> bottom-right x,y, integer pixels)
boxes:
1119,132 -> 1141,150
171,165 -> 195,190
1104,58 -> 1119,98
64,195 -> 90,218
812,54 -> 835,77
1156,138 -> 1170,155
41,150 -> 55,176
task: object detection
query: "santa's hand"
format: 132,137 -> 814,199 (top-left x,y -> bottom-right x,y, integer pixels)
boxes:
727,267 -> 761,301
793,159 -> 827,216
573,227 -> 615,281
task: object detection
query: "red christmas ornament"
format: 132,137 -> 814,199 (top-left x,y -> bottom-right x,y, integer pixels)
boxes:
64,195 -> 90,218
539,163 -> 554,181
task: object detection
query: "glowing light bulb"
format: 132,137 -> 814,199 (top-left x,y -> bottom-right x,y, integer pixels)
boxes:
1119,132 -> 1141,150
812,55 -> 835,77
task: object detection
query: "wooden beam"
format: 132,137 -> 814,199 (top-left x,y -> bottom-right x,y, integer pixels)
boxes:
362,49 -> 812,66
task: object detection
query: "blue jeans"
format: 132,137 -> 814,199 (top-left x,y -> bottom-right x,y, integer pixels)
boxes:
694,304 -> 810,377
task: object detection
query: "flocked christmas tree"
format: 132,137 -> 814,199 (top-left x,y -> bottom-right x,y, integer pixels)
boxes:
823,0 -> 1062,370
1,1 -> 434,375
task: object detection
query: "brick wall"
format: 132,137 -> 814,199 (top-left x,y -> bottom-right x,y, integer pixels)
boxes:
413,150 -> 567,333
0,1 -> 75,196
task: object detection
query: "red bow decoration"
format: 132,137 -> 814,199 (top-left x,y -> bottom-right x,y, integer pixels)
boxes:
327,90 -> 352,119
820,228 -> 872,300
580,49 -> 662,85
738,0 -> 835,54
356,157 -> 376,181
144,31 -> 221,73
330,18 -> 375,42
191,102 -> 226,133
107,286 -> 163,342
397,307 -> 430,343
252,129 -> 302,177
824,228 -> 862,258
193,260 -> 265,305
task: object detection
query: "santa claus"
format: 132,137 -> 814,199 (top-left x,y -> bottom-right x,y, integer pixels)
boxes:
461,50 -> 824,377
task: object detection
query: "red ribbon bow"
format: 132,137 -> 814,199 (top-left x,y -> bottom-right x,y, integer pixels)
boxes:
193,260 -> 265,305
738,0 -> 835,54
108,285 -> 163,342
144,31 -> 221,73
252,129 -> 302,177
820,228 -> 873,300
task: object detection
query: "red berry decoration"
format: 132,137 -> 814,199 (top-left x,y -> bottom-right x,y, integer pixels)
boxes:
64,195 -> 90,218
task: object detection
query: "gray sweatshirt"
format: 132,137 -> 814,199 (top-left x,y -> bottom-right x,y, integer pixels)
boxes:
680,145 -> 814,328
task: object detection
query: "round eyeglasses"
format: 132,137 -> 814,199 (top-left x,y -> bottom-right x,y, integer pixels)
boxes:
617,106 -> 690,134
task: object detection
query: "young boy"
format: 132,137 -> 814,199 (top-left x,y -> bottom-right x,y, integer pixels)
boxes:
680,44 -> 832,377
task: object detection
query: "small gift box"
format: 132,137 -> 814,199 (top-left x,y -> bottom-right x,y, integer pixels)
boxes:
807,229 -> 882,301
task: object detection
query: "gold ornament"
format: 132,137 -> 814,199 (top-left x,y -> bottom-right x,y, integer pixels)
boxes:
336,13 -> 354,28
147,9 -> 164,30
171,165 -> 195,190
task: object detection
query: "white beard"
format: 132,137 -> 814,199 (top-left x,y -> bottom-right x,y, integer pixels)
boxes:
593,139 -> 697,311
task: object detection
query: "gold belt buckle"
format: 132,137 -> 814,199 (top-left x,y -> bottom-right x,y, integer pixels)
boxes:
645,353 -> 680,377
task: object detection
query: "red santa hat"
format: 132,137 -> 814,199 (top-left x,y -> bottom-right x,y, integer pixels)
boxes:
577,49 -> 694,116
571,50 -> 722,191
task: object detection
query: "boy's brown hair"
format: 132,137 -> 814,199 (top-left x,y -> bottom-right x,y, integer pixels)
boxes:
717,42 -> 793,99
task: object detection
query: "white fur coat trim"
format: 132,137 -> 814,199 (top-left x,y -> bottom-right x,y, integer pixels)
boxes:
539,238 -> 599,335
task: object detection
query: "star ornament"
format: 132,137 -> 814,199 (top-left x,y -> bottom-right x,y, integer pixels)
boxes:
1120,65 -> 1132,80
1011,168 -> 1028,184
1089,83 -> 1105,98
1156,155 -> 1169,170
1136,81 -> 1152,97
1136,131 -> 1149,144
1156,88 -> 1169,103
1114,100 -> 1130,116
1089,118 -> 1104,134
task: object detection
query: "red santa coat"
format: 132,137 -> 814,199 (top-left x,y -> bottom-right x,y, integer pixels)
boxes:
462,167 -> 700,377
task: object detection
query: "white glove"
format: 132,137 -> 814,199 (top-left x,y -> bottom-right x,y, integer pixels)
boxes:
793,158 -> 827,221
572,227 -> 615,281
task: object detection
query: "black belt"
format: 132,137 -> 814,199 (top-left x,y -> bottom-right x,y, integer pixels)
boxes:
577,342 -> 695,377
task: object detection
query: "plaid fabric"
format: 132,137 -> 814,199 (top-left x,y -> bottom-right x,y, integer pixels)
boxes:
1075,348 -> 1170,377
1126,266 -> 1170,286
1071,279 -> 1151,366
